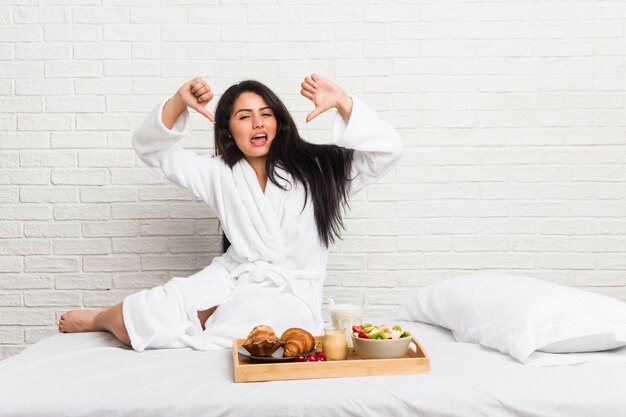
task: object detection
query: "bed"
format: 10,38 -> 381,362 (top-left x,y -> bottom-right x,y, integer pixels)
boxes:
1,318 -> 624,417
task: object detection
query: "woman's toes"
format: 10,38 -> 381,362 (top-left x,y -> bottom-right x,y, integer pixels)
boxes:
58,309 -> 101,333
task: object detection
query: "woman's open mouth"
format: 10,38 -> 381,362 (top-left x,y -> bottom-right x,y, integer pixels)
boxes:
250,133 -> 268,147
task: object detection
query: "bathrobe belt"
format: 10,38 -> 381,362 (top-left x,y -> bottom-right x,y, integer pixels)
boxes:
227,260 -> 325,290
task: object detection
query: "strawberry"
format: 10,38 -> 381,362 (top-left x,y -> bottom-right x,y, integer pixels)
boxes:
352,325 -> 364,333
358,331 -> 369,339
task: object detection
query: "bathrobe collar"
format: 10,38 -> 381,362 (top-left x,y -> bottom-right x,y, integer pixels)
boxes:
231,159 -> 286,264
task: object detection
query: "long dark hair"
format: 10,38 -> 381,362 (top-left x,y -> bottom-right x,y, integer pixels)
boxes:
214,80 -> 355,252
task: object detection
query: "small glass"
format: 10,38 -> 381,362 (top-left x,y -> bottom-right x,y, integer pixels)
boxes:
322,327 -> 349,361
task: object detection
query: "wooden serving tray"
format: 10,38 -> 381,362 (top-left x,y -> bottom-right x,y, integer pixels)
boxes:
232,336 -> 430,382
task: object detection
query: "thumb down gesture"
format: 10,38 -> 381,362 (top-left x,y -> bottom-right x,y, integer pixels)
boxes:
300,74 -> 352,123
175,77 -> 215,123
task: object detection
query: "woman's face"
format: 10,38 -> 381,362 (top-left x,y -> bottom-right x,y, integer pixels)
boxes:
229,92 -> 277,164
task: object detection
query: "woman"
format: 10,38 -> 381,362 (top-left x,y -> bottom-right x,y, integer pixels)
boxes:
58,74 -> 403,351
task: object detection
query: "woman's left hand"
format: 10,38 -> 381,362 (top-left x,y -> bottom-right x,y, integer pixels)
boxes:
301,74 -> 352,122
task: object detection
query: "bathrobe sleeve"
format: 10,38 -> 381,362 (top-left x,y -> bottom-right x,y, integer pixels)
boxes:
132,98 -> 221,210
332,96 -> 404,196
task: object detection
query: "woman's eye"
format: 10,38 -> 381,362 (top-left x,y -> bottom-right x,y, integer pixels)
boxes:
263,113 -> 272,117
239,116 -> 249,120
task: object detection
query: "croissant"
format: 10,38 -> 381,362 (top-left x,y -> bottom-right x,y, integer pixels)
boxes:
242,325 -> 282,357
281,328 -> 315,357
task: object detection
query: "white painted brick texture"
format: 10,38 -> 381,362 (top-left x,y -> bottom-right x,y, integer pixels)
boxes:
1,0 -> 626,360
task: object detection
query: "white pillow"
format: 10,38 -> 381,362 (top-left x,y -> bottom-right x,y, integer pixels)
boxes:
396,273 -> 626,366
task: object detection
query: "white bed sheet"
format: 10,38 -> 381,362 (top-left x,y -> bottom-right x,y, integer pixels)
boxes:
0,319 -> 624,417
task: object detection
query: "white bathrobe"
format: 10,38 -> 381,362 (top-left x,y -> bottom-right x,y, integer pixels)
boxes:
123,96 -> 403,352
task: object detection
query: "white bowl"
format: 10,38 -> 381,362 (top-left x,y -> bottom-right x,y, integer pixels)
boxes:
352,334 -> 412,359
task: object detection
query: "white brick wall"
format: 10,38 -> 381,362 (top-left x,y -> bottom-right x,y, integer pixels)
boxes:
1,0 -> 626,360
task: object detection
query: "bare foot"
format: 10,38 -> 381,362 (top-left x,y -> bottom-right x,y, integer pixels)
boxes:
58,309 -> 105,333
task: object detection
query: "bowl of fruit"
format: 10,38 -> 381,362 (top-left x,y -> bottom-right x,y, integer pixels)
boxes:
351,324 -> 412,359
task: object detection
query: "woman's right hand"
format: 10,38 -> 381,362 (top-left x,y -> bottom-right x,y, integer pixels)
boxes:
173,77 -> 215,123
